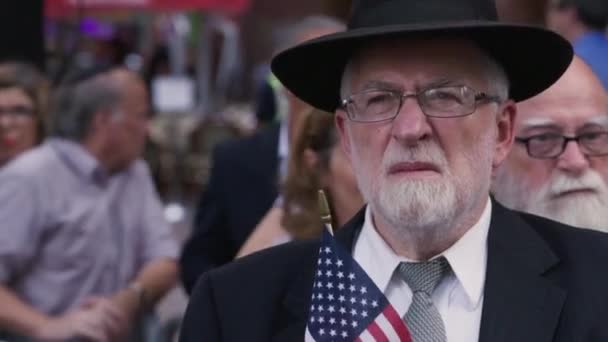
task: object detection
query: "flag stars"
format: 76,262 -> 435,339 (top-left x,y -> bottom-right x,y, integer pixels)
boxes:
339,307 -> 346,314
330,329 -> 337,337
325,270 -> 333,277
328,306 -> 335,313
336,259 -> 343,267
318,317 -> 325,323
327,294 -> 335,301
372,300 -> 379,308
341,331 -> 348,338
325,258 -> 332,266
350,297 -> 357,304
319,328 -> 325,336
350,308 -> 358,316
317,270 -> 323,277
324,247 -> 332,254
338,295 -> 346,303
329,317 -> 336,325
318,305 -> 324,312
349,285 -> 356,292
351,321 -> 359,328
360,299 -> 367,306
317,293 -> 324,300
361,310 -> 368,318
340,319 -> 347,326
360,286 -> 367,294
326,282 -> 334,289
337,271 -> 344,279
348,273 -> 355,280
338,283 -> 345,291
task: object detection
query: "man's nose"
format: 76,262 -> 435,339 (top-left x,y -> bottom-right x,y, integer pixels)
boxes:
390,97 -> 432,146
0,114 -> 13,129
556,140 -> 590,176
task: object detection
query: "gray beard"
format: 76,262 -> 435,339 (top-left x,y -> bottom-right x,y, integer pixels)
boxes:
493,169 -> 608,232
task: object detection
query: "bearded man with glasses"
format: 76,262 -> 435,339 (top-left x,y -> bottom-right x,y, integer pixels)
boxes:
180,0 -> 608,341
493,56 -> 608,232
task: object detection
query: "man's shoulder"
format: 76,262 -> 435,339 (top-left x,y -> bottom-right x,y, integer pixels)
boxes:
206,238 -> 319,286
0,143 -> 59,180
192,238 -> 320,304
517,210 -> 608,260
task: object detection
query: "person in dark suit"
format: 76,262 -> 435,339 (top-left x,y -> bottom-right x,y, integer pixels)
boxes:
179,16 -> 346,293
179,123 -> 280,292
180,0 -> 608,340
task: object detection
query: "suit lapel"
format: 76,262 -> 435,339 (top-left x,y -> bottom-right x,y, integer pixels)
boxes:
479,202 -> 566,342
274,209 -> 365,341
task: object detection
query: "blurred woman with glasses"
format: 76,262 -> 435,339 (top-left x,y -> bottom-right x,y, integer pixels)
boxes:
0,62 -> 49,168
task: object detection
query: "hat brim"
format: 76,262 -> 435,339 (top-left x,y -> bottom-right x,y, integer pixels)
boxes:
271,21 -> 573,112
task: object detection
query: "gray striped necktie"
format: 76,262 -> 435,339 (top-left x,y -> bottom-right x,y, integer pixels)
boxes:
398,257 -> 450,342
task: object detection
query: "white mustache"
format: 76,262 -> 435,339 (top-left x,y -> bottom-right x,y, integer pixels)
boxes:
549,171 -> 605,196
381,141 -> 448,173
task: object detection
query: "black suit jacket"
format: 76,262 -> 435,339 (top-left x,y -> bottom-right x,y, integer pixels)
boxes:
179,202 -> 608,342
180,124 -> 280,293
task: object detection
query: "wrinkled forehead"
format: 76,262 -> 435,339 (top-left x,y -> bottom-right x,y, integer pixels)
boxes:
345,37 -> 492,89
516,87 -> 608,131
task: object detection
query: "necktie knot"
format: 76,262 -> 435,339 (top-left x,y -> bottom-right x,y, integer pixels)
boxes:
398,257 -> 449,294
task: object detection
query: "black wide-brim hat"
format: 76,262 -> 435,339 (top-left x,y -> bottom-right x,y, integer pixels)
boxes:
271,0 -> 574,112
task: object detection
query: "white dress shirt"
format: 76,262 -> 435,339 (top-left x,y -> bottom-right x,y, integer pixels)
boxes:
352,198 -> 492,341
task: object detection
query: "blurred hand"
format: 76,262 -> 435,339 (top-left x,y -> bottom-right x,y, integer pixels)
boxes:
33,303 -> 121,342
81,296 -> 131,341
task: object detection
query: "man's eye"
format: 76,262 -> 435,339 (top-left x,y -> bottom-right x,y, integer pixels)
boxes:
364,93 -> 392,105
580,132 -> 607,141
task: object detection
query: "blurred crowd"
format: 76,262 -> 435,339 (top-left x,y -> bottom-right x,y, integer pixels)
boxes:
0,0 -> 607,341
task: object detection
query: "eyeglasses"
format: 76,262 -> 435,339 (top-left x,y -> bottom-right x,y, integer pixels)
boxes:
515,131 -> 608,159
340,85 -> 502,123
0,105 -> 35,118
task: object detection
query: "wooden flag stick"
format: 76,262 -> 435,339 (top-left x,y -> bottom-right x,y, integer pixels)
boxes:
318,189 -> 334,236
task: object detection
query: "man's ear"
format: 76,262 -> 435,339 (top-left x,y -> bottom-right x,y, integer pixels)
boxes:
492,100 -> 517,170
335,110 -> 352,163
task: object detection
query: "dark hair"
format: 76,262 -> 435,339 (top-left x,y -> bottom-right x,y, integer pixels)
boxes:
0,61 -> 49,143
281,109 -> 338,239
557,0 -> 608,30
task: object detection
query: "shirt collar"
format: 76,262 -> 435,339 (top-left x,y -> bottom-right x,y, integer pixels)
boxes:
48,137 -> 105,182
354,197 -> 491,307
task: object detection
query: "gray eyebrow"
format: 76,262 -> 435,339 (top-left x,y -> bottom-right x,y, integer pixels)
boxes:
357,78 -> 464,93
359,80 -> 402,92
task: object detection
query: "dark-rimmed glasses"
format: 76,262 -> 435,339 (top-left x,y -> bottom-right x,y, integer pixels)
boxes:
515,132 -> 608,159
0,105 -> 35,118
340,85 -> 502,123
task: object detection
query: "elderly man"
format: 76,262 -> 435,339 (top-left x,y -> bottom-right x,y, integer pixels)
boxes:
0,67 -> 178,341
493,56 -> 608,232
180,0 -> 608,341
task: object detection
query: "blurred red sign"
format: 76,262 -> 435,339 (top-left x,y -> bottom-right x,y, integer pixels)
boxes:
45,0 -> 251,17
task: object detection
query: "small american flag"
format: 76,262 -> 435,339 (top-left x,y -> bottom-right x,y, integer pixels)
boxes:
305,229 -> 412,342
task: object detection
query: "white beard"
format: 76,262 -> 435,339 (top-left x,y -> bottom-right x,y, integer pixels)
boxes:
493,168 -> 608,232
351,132 -> 494,239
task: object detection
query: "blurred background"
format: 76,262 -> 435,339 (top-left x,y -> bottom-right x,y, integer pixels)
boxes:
0,0 -> 593,338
